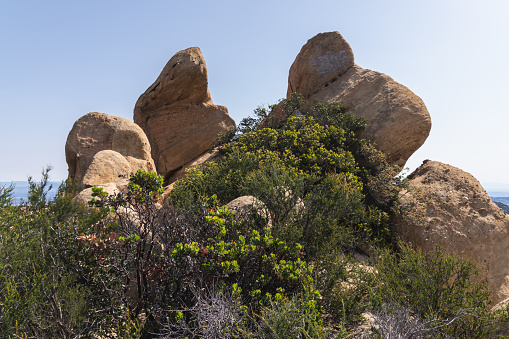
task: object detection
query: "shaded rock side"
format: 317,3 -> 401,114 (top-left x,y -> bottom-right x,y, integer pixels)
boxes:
394,160 -> 509,304
287,31 -> 354,98
286,32 -> 431,168
165,148 -> 222,185
65,112 -> 155,187
134,47 -> 235,180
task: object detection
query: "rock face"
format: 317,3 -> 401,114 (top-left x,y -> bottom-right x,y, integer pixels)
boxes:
74,181 -> 123,205
134,47 -> 235,180
82,150 -> 132,187
65,112 -> 155,187
287,32 -> 354,98
225,196 -> 270,223
394,160 -> 509,304
285,31 -> 431,168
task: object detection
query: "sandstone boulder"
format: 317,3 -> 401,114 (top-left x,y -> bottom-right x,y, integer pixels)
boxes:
287,31 -> 354,98
285,32 -> 431,168
74,181 -> 122,205
82,150 -> 132,187
134,47 -> 235,181
66,112 -> 155,187
226,196 -> 270,223
308,65 -> 431,167
394,160 -> 509,304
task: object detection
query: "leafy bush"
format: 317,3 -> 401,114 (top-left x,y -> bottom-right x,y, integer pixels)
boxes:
171,98 -> 400,255
0,97 -> 504,337
0,182 -> 14,207
370,245 -> 497,338
0,169 -> 108,337
85,169 -> 322,336
27,166 -> 53,210
252,293 -> 329,338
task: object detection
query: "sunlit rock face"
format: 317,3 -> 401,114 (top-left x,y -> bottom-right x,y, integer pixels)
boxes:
285,31 -> 431,168
133,47 -> 235,181
394,160 -> 509,304
65,112 -> 155,188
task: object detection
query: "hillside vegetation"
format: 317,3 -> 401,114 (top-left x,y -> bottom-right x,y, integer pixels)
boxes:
0,96 -> 506,338
494,201 -> 509,214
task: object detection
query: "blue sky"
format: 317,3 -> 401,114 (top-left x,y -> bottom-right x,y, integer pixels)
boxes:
1,0 -> 508,188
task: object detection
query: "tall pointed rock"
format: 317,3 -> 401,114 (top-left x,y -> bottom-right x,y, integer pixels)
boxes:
134,47 -> 235,180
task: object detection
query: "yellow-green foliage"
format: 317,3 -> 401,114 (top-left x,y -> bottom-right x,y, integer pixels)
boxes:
170,111 -> 396,251
0,98 -> 503,338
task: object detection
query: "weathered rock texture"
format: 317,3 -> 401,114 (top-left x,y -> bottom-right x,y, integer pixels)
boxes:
286,31 -> 431,168
65,112 -> 155,187
287,32 -> 354,98
82,150 -> 131,187
134,47 -> 235,180
225,196 -> 270,223
394,160 -> 509,304
74,180 -> 125,205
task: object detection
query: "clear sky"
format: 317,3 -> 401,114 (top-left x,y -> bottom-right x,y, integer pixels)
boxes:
1,0 -> 508,188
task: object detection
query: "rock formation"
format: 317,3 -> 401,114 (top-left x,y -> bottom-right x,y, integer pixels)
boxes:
65,112 -> 155,188
134,47 -> 235,181
74,179 -> 129,205
285,31 -> 431,168
225,195 -> 270,223
81,150 -> 132,187
287,32 -> 354,98
394,160 -> 509,304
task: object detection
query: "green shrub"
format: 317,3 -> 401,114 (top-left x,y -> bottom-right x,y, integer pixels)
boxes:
252,293 -> 329,338
371,244 -> 496,338
91,171 -> 321,335
0,182 -> 14,207
171,101 -> 398,254
0,170 -> 105,337
27,165 -> 53,211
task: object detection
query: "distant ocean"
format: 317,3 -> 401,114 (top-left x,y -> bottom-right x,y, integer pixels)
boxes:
0,181 -> 61,205
486,189 -> 509,197
2,181 -> 509,207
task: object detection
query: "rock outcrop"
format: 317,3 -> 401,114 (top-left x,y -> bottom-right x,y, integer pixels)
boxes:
81,150 -> 132,187
394,160 -> 509,304
65,112 -> 155,188
134,47 -> 235,181
285,31 -> 431,168
74,180 -> 127,205
287,32 -> 354,98
225,196 -> 270,223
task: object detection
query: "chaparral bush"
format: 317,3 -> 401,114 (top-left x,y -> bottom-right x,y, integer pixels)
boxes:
0,97 -> 506,338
